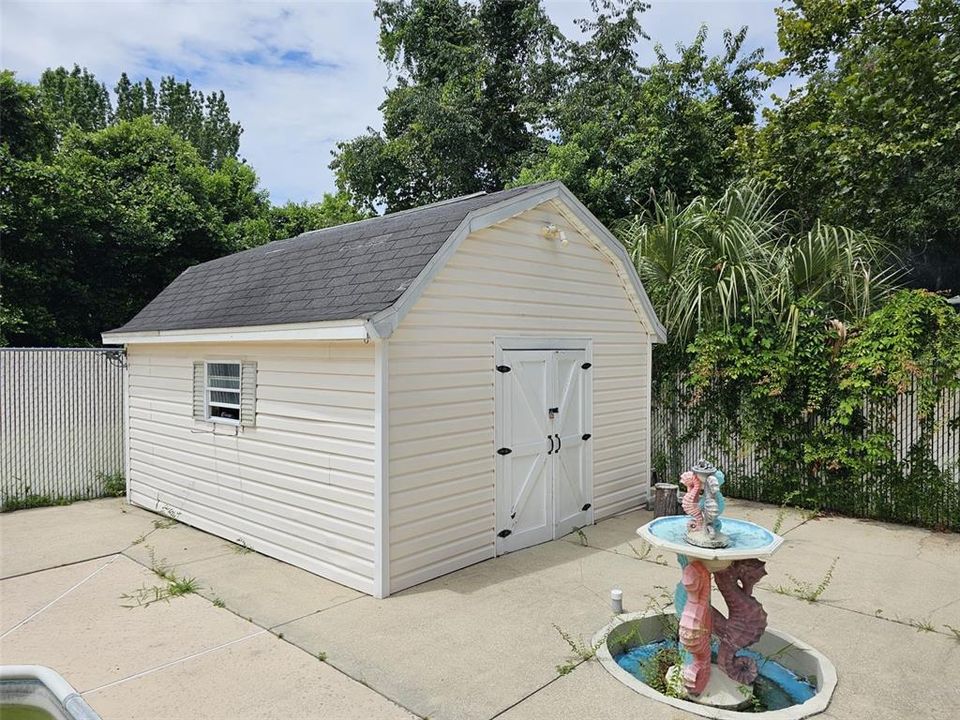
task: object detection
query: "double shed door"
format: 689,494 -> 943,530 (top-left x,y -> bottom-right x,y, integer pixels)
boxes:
496,348 -> 593,555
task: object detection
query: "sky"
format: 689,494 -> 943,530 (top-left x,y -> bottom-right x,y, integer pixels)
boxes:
2,1 -> 790,205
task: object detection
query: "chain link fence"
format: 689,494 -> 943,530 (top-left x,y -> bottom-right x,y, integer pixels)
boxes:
652,376 -> 960,531
1,348 -> 125,510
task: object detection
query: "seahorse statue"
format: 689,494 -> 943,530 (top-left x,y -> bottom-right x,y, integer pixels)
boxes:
712,559 -> 768,685
678,559 -> 713,695
680,470 -> 703,533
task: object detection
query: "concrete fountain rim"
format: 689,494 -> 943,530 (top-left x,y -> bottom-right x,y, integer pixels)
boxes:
592,610 -> 838,720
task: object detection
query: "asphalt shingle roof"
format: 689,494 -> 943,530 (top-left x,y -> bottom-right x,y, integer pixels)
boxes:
109,185 -> 542,334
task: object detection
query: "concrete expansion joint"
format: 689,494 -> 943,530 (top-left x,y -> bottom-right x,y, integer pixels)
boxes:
80,630 -> 267,696
0,555 -> 119,641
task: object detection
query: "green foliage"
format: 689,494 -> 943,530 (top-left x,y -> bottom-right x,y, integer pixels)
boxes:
739,0 -> 960,291
333,0 -> 560,212
552,623 -> 600,675
621,182 -> 899,346
661,290 -> 960,530
640,645 -> 682,697
1,71 -> 56,160
38,65 -> 112,135
2,117 -> 268,346
519,12 -> 766,223
772,557 -> 839,602
36,65 -> 242,169
236,193 -> 371,249
99,471 -> 126,498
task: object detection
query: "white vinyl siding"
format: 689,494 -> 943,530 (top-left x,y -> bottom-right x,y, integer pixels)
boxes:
126,341 -> 378,594
387,201 -> 653,592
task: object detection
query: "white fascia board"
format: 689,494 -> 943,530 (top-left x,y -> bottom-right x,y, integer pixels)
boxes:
369,181 -> 668,343
101,319 -> 369,345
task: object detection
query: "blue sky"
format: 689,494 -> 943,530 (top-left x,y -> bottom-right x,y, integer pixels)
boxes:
2,1 -> 791,204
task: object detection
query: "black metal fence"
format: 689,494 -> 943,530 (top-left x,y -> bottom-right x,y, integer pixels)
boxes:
0,348 -> 125,510
651,376 -> 960,531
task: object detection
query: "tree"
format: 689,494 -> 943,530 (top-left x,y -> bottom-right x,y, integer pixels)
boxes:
739,0 -> 960,292
518,2 -> 766,223
234,192 -> 371,248
620,182 -> 900,346
31,66 -> 242,169
37,65 -> 111,136
332,0 -> 561,212
2,118 -> 267,346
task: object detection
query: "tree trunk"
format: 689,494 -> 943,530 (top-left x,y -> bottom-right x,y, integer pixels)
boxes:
653,482 -> 681,518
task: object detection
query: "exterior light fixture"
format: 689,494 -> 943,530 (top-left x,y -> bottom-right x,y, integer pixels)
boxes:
543,223 -> 568,245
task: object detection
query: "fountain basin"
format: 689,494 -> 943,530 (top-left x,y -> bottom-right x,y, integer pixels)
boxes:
638,516 -> 784,564
593,612 -> 837,720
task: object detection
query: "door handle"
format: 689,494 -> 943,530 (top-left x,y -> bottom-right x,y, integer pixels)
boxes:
554,434 -> 561,452
547,435 -> 554,455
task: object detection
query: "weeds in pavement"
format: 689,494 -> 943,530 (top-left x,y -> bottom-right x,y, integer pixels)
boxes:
553,623 -> 601,676
772,557 -> 838,602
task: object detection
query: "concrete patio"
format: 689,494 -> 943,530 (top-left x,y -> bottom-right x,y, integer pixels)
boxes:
1,498 -> 958,720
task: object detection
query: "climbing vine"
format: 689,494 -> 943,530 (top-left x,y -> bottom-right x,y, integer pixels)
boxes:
654,291 -> 960,531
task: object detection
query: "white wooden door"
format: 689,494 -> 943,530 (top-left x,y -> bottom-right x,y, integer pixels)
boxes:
553,350 -> 591,537
496,348 -> 592,554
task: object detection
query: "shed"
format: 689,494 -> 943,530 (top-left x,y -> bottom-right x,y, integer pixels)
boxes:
103,181 -> 666,598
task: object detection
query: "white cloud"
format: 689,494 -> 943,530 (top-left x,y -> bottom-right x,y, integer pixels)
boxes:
2,1 -> 788,204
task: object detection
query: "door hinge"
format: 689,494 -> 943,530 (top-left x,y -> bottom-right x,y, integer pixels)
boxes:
581,362 -> 592,369
496,365 -> 511,373
497,447 -> 512,455
498,529 -> 512,538
581,503 -> 592,511
582,433 -> 592,441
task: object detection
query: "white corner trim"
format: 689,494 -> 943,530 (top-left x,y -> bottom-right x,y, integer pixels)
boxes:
101,319 -> 369,345
368,181 -> 667,343
122,354 -> 131,503
373,338 -> 390,598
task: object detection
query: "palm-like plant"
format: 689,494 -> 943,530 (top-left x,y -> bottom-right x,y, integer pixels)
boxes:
620,182 -> 901,345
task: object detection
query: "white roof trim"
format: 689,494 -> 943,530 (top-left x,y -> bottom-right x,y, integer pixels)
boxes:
369,181 -> 667,343
102,318 -> 369,345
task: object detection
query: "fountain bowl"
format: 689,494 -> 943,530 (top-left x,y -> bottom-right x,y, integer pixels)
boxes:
638,515 -> 784,564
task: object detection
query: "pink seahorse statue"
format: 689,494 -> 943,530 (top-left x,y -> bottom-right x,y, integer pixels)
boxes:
680,471 -> 703,533
678,559 -> 713,695
712,559 -> 768,684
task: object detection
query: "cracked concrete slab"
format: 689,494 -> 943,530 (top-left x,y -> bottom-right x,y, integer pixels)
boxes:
0,556 -> 113,635
759,514 -> 960,628
180,547 -> 363,628
0,554 -> 257,692
3,496 -> 959,720
122,520 -> 239,571
0,499 -> 156,578
275,537 -> 680,720
84,631 -> 416,720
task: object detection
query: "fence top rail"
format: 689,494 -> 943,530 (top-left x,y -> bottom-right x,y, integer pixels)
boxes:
0,348 -> 123,353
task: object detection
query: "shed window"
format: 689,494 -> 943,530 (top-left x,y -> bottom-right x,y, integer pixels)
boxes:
206,362 -> 241,423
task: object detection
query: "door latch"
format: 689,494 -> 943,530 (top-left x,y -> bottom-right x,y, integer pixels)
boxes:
548,407 -> 559,419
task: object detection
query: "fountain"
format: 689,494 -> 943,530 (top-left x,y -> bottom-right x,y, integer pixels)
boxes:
593,461 -> 837,718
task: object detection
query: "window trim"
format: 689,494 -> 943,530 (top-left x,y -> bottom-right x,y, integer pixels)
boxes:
204,360 -> 242,425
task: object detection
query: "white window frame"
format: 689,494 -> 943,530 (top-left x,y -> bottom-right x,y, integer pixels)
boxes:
205,360 -> 242,425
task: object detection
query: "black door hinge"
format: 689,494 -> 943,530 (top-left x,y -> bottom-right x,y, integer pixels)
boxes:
498,529 -> 512,538
497,447 -> 512,455
582,433 -> 591,441
496,365 -> 511,373
581,503 -> 592,511
581,362 -> 592,369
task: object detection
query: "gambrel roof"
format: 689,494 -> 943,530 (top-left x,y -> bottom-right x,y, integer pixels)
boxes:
104,182 -> 666,343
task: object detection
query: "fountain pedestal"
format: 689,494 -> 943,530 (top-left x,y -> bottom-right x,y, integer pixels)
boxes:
637,461 -> 784,707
